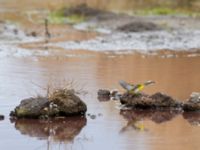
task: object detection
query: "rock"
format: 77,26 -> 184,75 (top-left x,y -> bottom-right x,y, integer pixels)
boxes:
90,114 -> 96,119
110,89 -> 119,97
13,28 -> 18,35
120,92 -> 150,106
10,97 -> 49,118
97,89 -> 110,101
110,89 -> 122,100
116,21 -> 161,32
10,90 -> 87,119
49,89 -> 87,116
0,114 -> 4,120
188,92 -> 200,103
97,89 -> 122,101
183,92 -> 200,111
150,92 -> 182,107
97,89 -> 110,96
27,31 -> 37,37
120,92 -> 182,109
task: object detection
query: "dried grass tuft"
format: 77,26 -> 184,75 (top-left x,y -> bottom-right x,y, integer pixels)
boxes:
48,88 -> 75,101
31,78 -> 87,100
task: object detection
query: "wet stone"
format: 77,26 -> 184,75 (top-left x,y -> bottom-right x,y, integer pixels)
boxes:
90,114 -> 96,119
27,31 -> 37,37
10,97 -> 49,118
97,95 -> 110,102
0,114 -> 4,120
97,89 -> 111,101
13,28 -> 18,35
49,89 -> 87,116
150,92 -> 182,107
97,89 -> 110,96
10,90 -> 87,119
183,92 -> 200,111
120,92 -> 182,109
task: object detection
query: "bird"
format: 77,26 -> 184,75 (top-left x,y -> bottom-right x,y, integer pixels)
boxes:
119,80 -> 155,94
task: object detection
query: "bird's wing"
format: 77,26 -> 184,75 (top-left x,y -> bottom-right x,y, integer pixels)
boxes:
119,80 -> 134,91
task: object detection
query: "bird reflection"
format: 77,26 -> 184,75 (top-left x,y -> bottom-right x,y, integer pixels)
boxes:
120,118 -> 147,133
120,109 -> 182,132
10,116 -> 87,142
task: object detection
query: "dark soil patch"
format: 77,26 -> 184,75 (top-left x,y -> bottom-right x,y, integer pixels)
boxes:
116,21 -> 161,32
63,3 -> 104,17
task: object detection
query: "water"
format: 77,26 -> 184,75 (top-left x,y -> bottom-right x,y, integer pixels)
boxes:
0,0 -> 200,150
0,53 -> 200,150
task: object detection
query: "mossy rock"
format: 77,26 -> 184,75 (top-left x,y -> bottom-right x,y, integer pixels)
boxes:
11,97 -> 49,118
10,90 -> 87,119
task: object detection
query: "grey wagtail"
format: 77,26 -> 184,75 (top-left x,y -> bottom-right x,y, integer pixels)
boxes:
119,80 -> 155,94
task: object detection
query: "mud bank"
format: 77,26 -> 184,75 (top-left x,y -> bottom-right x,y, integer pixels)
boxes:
0,22 -> 44,57
53,4 -> 200,52
0,20 -> 99,57
53,30 -> 200,52
1,4 -> 200,57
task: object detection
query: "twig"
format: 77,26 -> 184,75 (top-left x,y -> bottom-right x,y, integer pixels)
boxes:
44,18 -> 51,43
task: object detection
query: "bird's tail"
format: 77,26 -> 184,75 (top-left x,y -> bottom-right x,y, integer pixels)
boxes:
144,80 -> 155,86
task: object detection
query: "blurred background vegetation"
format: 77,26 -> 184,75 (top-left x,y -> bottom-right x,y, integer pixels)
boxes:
0,0 -> 199,24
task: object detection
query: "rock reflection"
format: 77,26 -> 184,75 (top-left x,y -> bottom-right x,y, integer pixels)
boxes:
183,112 -> 200,126
97,95 -> 110,102
11,117 -> 87,142
120,109 -> 182,132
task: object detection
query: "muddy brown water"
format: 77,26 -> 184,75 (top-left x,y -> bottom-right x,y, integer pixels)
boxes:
0,0 -> 200,150
0,53 -> 200,150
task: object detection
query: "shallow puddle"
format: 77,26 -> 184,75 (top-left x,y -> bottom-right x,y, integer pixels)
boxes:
0,53 -> 200,150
